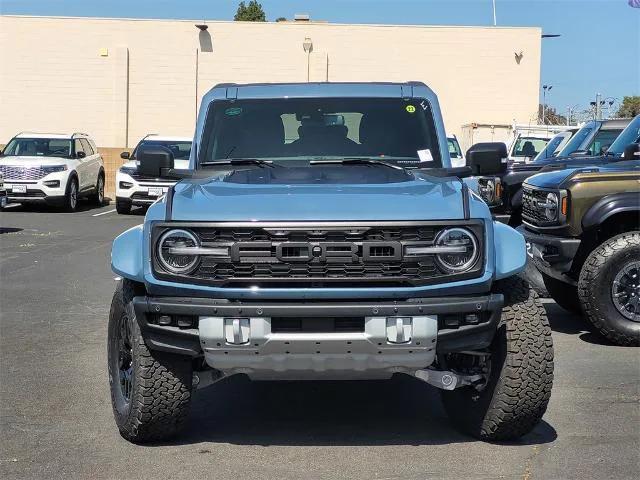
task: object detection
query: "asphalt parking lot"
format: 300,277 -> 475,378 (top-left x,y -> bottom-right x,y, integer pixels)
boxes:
1,201 -> 639,480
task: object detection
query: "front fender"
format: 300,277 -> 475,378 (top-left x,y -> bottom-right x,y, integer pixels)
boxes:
493,221 -> 526,280
111,224 -> 145,282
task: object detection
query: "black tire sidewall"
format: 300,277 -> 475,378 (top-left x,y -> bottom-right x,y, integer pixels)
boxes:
65,176 -> 78,211
581,241 -> 640,339
107,285 -> 136,425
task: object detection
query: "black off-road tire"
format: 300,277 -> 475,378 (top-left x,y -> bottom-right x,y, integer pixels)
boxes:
441,276 -> 554,441
116,199 -> 132,215
577,232 -> 640,346
108,280 -> 192,443
542,272 -> 581,314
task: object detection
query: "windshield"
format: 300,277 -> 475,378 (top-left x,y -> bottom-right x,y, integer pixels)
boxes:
554,122 -> 597,157
132,140 -> 192,160
608,116 -> 640,156
199,97 -> 442,167
511,136 -> 549,159
447,137 -> 462,158
533,131 -> 573,161
2,138 -> 72,158
587,128 -> 623,156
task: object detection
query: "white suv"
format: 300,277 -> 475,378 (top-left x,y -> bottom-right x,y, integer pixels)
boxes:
0,172 -> 6,209
0,132 -> 105,211
115,135 -> 192,214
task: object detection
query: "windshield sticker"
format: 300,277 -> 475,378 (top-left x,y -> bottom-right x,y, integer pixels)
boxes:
417,149 -> 433,162
405,105 -> 416,113
225,107 -> 243,116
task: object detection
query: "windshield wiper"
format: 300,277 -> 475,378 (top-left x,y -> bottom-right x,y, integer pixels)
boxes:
200,159 -> 276,168
309,158 -> 405,170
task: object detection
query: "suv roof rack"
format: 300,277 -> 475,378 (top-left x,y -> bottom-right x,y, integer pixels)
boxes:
71,132 -> 89,138
16,131 -> 67,136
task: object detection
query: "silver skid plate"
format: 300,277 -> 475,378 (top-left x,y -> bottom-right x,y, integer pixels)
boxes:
199,315 -> 438,380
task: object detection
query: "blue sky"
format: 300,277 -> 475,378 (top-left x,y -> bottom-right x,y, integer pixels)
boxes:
1,0 -> 638,115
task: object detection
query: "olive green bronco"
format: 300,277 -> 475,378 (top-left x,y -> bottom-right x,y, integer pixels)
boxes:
519,159 -> 640,346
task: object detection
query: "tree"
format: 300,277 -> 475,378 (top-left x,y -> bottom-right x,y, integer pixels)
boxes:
538,104 -> 567,125
234,1 -> 266,21
616,96 -> 640,117
276,17 -> 287,22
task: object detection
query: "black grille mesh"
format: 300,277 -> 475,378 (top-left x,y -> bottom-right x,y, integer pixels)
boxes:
522,188 -> 549,225
153,223 -> 484,288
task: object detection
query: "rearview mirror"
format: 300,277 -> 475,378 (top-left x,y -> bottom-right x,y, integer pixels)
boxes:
466,142 -> 508,175
137,144 -> 174,178
120,151 -> 130,160
623,143 -> 640,160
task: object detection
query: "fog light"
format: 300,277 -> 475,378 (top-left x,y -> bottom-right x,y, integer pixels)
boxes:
119,181 -> 133,189
464,313 -> 480,324
176,316 -> 195,328
157,315 -> 172,325
43,180 -> 60,188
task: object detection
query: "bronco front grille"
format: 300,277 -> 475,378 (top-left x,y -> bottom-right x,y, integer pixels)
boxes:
151,221 -> 485,288
522,187 -> 550,225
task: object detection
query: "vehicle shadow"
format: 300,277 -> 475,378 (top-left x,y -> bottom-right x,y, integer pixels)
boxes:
0,227 -> 23,234
158,374 -> 557,447
543,303 -> 619,346
1,198 -> 112,213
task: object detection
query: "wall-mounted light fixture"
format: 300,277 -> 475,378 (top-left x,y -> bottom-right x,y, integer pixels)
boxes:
303,37 -> 313,82
303,37 -> 313,53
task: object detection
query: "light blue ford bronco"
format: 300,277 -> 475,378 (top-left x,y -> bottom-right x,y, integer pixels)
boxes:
108,82 -> 554,443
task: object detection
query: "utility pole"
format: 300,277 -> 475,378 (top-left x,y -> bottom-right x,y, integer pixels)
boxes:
595,93 -> 602,120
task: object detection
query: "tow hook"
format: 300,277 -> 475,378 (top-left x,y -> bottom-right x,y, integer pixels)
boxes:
414,368 -> 484,391
192,369 -> 225,390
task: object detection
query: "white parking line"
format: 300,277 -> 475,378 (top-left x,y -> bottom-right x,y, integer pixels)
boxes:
92,209 -> 117,217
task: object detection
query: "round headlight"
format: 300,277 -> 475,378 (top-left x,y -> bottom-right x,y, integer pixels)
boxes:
478,178 -> 496,204
434,228 -> 479,273
544,192 -> 558,221
157,229 -> 200,274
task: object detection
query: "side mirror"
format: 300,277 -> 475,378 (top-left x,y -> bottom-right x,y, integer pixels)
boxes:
623,143 -> 640,160
76,151 -> 86,159
466,142 -> 508,175
137,144 -> 174,178
120,151 -> 130,160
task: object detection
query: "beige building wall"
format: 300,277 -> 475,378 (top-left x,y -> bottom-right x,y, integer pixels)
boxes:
0,15 -> 541,151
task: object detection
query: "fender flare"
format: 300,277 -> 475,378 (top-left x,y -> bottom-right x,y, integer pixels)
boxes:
493,221 -> 526,280
111,224 -> 145,282
511,187 -> 523,209
582,192 -> 640,230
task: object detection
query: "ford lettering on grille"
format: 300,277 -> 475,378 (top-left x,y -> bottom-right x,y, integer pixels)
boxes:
229,241 -> 402,264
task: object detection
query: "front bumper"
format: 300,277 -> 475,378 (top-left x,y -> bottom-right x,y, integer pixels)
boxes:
5,174 -> 69,204
116,172 -> 175,206
517,225 -> 581,285
133,294 -> 503,379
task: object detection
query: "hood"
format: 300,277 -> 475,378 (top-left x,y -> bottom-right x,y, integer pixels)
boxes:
168,166 -> 467,221
525,166 -> 597,189
531,153 -> 607,167
0,155 -> 70,166
122,159 -> 190,170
